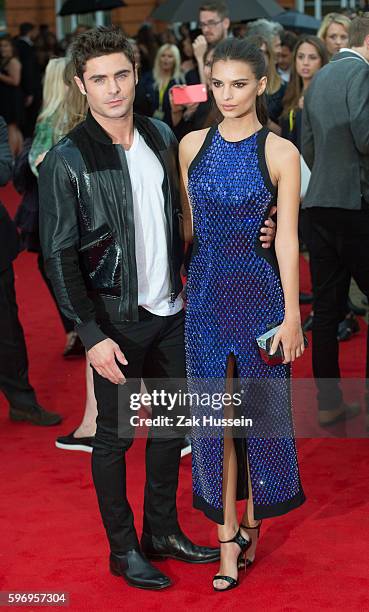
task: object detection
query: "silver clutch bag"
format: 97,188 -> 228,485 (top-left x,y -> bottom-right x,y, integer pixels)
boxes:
256,324 -> 308,366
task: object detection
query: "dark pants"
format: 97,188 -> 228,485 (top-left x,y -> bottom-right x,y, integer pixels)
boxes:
0,264 -> 39,410
306,207 -> 369,411
301,209 -> 350,316
91,301 -> 187,555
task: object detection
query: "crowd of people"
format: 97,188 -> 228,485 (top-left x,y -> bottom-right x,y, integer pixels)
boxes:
1,0 -> 369,596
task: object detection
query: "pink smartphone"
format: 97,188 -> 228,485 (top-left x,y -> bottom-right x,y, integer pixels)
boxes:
172,84 -> 208,105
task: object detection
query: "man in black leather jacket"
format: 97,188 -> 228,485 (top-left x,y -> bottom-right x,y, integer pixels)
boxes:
39,27 -> 275,589
39,27 -> 220,591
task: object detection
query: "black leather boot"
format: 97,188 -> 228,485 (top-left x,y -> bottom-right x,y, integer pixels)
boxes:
109,549 -> 171,590
140,531 -> 220,564
9,404 -> 62,426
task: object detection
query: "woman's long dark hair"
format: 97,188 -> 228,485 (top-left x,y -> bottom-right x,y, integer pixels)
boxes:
211,38 -> 268,126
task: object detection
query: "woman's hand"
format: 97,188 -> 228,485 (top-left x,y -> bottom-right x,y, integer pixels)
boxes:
183,102 -> 199,120
270,318 -> 305,364
169,86 -> 185,113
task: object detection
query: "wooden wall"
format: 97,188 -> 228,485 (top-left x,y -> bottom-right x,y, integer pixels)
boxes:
5,0 -> 56,35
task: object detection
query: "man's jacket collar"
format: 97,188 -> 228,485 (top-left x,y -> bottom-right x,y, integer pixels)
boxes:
84,109 -> 167,152
331,49 -> 368,65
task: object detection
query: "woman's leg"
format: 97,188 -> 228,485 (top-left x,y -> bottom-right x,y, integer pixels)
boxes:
74,357 -> 97,438
7,124 -> 23,156
214,354 -> 245,589
239,452 -> 262,564
241,456 -> 259,526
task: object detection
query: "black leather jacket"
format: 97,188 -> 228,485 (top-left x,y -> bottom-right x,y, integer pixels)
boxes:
39,111 -> 183,350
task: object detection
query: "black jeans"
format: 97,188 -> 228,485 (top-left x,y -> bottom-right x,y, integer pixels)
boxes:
91,299 -> 188,555
0,264 -> 39,411
306,207 -> 369,411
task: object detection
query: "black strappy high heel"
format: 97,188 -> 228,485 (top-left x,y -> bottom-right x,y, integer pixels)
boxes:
213,528 -> 251,592
238,520 -> 262,569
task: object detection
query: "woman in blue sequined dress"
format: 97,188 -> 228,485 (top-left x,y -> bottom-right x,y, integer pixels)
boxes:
179,39 -> 306,592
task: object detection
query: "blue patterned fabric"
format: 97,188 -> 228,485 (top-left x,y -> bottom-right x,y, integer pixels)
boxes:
185,126 -> 305,523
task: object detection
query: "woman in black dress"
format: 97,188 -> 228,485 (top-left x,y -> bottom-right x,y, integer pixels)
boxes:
0,36 -> 23,155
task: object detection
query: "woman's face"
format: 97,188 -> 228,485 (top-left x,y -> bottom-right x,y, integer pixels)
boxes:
0,40 -> 13,59
203,49 -> 215,88
211,59 -> 266,119
159,50 -> 175,72
295,42 -> 322,81
325,22 -> 349,55
279,45 -> 293,71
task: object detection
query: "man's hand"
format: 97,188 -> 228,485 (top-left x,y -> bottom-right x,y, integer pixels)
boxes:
192,35 -> 207,63
87,338 -> 128,384
260,205 -> 277,249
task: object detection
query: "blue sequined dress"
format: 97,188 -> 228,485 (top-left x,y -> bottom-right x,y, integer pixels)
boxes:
185,125 -> 305,523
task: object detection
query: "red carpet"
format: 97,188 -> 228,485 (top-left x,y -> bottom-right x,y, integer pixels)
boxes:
1,185 -> 369,610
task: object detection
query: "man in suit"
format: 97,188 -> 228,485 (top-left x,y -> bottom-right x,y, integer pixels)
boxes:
0,116 -> 61,425
14,23 -> 43,137
302,16 -> 369,426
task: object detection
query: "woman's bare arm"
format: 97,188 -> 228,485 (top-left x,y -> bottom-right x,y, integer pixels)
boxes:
178,128 -> 211,245
0,58 -> 21,87
266,133 -> 305,362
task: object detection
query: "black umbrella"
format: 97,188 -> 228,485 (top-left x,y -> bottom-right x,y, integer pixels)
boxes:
273,10 -> 321,33
152,0 -> 284,23
59,0 -> 126,16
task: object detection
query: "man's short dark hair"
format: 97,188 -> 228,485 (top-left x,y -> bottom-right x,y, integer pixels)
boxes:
280,31 -> 298,52
199,2 -> 229,20
349,16 -> 369,47
70,25 -> 135,81
19,22 -> 35,37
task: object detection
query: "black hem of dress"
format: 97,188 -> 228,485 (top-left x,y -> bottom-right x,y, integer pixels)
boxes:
253,488 -> 306,520
193,494 -> 225,525
193,488 -> 306,525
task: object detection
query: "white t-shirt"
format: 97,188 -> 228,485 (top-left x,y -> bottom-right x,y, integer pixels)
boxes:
124,128 -> 183,316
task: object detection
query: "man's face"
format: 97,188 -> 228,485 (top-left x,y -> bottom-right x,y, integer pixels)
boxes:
361,34 -> 369,63
278,45 -> 293,71
29,27 -> 37,41
74,52 -> 137,122
199,10 -> 230,46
